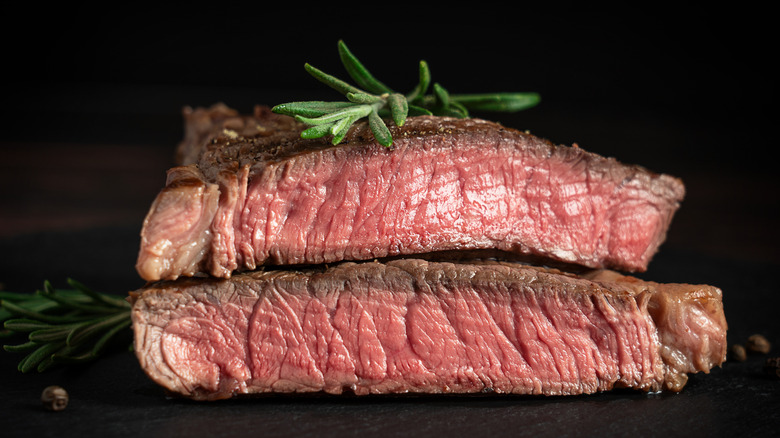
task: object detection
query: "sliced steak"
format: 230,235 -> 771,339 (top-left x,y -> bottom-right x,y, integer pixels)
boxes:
130,259 -> 726,401
137,107 -> 685,281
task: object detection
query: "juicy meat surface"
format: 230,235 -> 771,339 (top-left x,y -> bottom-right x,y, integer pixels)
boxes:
130,259 -> 726,401
136,106 -> 685,281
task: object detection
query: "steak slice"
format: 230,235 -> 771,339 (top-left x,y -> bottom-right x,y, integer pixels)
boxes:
130,259 -> 726,401
136,106 -> 685,281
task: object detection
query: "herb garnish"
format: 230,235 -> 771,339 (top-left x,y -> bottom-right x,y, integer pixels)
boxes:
1,279 -> 131,373
272,40 -> 540,148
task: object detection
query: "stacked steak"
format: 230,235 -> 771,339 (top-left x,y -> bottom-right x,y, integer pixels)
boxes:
130,104 -> 727,400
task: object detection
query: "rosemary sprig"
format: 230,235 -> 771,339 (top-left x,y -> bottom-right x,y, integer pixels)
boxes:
272,40 -> 540,148
1,279 -> 131,373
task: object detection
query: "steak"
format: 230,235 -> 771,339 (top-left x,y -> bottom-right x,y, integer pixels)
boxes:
136,105 -> 685,281
130,259 -> 726,401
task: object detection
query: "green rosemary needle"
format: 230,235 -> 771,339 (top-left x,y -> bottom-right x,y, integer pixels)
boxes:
272,40 -> 540,148
1,279 -> 131,373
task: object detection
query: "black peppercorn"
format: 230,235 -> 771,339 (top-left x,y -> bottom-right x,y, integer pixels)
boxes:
41,386 -> 68,411
746,334 -> 772,355
730,344 -> 747,362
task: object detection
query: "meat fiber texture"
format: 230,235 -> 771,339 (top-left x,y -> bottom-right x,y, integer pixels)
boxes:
136,105 -> 685,282
130,259 -> 727,401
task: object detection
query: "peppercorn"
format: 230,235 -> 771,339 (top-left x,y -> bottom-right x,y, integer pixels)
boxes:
730,344 -> 747,362
41,386 -> 68,411
746,334 -> 772,354
765,357 -> 780,379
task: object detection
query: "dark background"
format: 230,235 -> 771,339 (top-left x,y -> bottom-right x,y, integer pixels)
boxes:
1,3 -> 778,437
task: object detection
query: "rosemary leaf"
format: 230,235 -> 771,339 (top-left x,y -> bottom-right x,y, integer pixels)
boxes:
52,315 -> 132,364
66,311 -> 131,347
67,278 -> 130,309
387,93 -> 408,127
0,300 -> 91,324
294,105 -> 372,126
36,354 -> 57,372
407,104 -> 433,116
346,92 -> 383,104
37,289 -> 121,315
369,110 -> 393,148
451,92 -> 541,112
42,279 -> 56,295
304,63 -> 364,97
407,60 -> 431,103
18,341 -> 65,373
29,322 -> 85,343
331,128 -> 351,145
338,40 -> 392,95
448,100 -> 470,118
4,318 -> 54,333
91,317 -> 132,355
51,349 -> 97,365
272,101 -> 355,118
1,293 -> 83,321
330,114 -> 359,142
301,123 -> 335,139
433,83 -> 451,109
39,342 -> 91,370
3,341 -> 39,353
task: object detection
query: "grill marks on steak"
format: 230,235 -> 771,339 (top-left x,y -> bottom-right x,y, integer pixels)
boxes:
137,110 -> 685,281
130,260 -> 726,400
